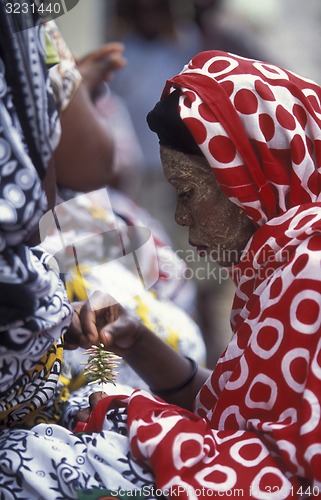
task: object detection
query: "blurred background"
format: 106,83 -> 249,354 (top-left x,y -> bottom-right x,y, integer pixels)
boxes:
58,0 -> 321,82
57,0 -> 321,365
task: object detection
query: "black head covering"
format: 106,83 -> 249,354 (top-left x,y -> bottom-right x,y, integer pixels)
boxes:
147,88 -> 202,156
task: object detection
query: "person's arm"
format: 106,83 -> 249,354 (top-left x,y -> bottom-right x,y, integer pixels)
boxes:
54,81 -> 115,191
115,320 -> 211,411
53,42 -> 126,192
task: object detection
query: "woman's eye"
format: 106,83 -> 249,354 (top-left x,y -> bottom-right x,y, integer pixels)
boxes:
178,190 -> 192,201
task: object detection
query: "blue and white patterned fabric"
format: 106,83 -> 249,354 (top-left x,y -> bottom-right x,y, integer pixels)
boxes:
0,1 -> 72,429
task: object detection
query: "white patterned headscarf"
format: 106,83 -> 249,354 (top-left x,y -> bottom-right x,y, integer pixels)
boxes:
0,3 -> 60,320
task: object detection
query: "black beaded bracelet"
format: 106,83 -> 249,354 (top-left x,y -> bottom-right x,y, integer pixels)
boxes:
150,356 -> 198,397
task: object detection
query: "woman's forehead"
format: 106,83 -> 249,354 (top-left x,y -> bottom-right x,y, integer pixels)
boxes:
160,146 -> 213,183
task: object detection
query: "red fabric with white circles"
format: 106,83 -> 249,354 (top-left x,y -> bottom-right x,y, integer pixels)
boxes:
97,52 -> 321,498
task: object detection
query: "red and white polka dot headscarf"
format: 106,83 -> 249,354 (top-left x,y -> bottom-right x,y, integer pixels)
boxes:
163,50 -> 321,227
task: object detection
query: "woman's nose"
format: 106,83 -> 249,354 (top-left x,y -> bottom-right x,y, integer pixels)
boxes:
175,203 -> 191,227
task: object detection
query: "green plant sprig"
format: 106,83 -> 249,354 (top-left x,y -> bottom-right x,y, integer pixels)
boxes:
83,343 -> 121,385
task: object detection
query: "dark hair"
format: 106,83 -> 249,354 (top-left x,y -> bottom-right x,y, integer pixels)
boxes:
147,89 -> 203,156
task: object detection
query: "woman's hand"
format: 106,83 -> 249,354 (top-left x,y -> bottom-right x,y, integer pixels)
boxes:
76,42 -> 126,99
63,291 -> 144,352
64,292 -> 209,411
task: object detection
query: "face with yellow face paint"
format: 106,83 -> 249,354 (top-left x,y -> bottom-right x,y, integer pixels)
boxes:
160,146 -> 256,266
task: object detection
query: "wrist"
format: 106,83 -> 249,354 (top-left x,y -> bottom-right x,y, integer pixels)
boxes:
149,356 -> 198,397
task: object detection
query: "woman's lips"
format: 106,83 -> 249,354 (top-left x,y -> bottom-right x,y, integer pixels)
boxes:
190,241 -> 208,256
196,246 -> 208,256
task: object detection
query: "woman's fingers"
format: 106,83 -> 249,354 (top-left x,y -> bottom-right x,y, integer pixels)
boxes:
76,42 -> 127,87
65,292 -> 134,351
100,313 -> 143,352
89,391 -> 107,410
76,292 -> 122,347
64,306 -> 85,349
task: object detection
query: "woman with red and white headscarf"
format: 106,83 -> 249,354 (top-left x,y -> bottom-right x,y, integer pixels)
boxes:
97,50 -> 321,498
145,50 -> 321,496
